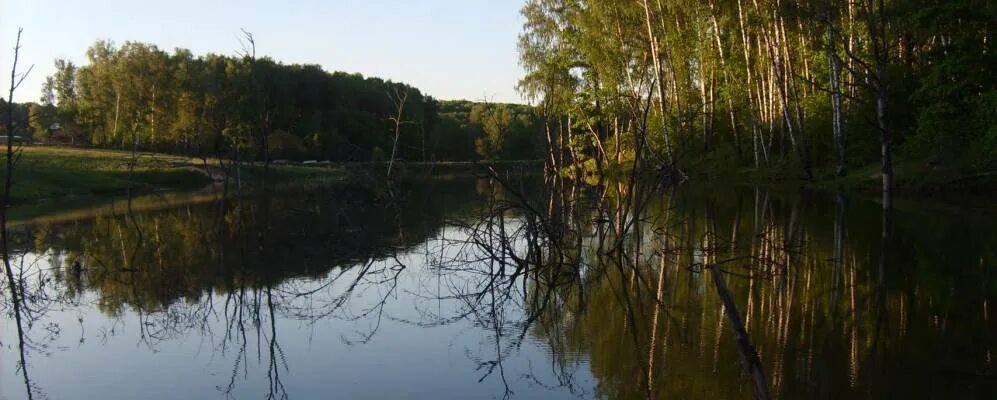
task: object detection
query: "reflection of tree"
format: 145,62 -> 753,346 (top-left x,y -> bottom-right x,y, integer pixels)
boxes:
426,170 -> 598,396
2,28 -> 41,400
437,177 -> 997,399
216,284 -> 289,400
4,179 -> 483,397
14,182 -> 471,314
3,174 -> 996,399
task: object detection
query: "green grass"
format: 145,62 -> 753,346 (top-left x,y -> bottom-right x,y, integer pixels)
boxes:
3,146 -> 212,203
0,146 -> 361,204
3,146 -> 523,206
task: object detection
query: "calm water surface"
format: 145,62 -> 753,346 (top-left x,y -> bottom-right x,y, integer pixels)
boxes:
1,179 -> 994,399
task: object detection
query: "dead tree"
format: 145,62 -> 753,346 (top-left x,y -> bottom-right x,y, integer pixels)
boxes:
240,29 -> 274,175
386,86 -> 410,179
1,27 -> 36,400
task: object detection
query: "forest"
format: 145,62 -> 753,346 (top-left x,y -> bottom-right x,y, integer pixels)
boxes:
0,2 -> 995,399
0,0 -> 993,191
519,0 -> 995,194
2,41 -> 541,163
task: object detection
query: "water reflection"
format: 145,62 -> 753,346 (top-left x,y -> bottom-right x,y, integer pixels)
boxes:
1,177 -> 995,399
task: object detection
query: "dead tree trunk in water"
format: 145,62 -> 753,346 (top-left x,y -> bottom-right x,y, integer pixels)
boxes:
2,28 -> 36,400
386,86 -> 409,179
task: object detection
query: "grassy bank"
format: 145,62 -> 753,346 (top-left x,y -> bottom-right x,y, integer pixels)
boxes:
2,146 -> 534,205
14,146 -> 988,208
2,146 -> 215,203
2,146 -> 351,202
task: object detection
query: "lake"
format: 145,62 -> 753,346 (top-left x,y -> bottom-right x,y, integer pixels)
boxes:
1,178 -> 994,399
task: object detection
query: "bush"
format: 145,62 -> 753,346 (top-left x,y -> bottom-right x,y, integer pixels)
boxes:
269,130 -> 307,160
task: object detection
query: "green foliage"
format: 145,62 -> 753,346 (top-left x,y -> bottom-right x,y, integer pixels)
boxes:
435,100 -> 542,161
518,0 -> 997,176
269,130 -> 307,160
38,41 -> 546,164
0,99 -> 33,138
470,104 -> 511,159
904,0 -> 997,167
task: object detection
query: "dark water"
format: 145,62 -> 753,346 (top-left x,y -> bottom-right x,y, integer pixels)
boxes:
1,179 -> 994,400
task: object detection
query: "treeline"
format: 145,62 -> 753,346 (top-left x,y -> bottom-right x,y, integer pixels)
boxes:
16,41 -> 543,162
434,100 -> 543,161
519,0 -> 995,183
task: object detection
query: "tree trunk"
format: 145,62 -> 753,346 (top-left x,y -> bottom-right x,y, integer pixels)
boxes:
737,0 -> 762,167
642,0 -> 675,169
386,88 -> 408,179
112,89 -> 120,145
710,1 -> 741,158
877,87 -> 891,210
388,117 -> 401,177
865,0 -> 892,210
2,29 -> 36,400
544,119 -> 557,171
764,16 -> 813,181
826,2 -> 847,176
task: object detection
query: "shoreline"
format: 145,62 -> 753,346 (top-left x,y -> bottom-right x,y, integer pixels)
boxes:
10,146 -> 994,223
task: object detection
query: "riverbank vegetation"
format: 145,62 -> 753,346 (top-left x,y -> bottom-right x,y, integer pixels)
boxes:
0,146 -> 355,203
0,8 -> 994,399
518,0 -> 995,202
1,1 -> 993,202
2,146 -> 208,202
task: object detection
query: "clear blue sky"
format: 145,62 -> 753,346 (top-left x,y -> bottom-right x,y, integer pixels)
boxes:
0,0 -> 527,103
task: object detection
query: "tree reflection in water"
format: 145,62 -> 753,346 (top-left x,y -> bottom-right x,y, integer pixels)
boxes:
429,171 -> 994,399
0,175 -> 994,399
429,171 -> 781,399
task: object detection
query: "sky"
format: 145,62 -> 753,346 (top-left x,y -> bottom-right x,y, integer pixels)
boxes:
0,0 -> 527,103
